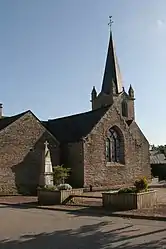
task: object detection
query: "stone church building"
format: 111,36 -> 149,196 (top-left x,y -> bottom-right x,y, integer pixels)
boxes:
0,28 -> 151,195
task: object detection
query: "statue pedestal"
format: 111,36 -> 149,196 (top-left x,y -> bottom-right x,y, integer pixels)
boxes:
39,173 -> 53,187
44,173 -> 54,186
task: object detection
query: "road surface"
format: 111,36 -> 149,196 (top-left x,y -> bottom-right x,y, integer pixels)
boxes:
0,204 -> 166,248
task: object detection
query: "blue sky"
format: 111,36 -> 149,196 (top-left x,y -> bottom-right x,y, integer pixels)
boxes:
0,0 -> 166,145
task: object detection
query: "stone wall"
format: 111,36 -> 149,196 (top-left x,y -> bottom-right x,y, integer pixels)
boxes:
114,93 -> 135,122
61,141 -> 84,188
83,102 -> 151,188
127,98 -> 135,120
0,111 -> 59,195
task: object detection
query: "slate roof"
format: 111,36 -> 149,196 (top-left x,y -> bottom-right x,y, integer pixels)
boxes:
43,106 -> 110,143
150,150 -> 166,164
0,111 -> 28,132
101,30 -> 123,95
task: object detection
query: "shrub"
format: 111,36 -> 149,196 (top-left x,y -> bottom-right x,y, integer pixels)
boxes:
118,177 -> 149,194
38,184 -> 72,191
38,185 -> 58,191
118,187 -> 137,194
53,165 -> 71,185
134,177 -> 148,192
57,184 -> 72,190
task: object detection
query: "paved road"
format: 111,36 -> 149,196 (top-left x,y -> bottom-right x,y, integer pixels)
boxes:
0,205 -> 166,249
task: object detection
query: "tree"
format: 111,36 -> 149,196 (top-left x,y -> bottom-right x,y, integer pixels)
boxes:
151,144 -> 166,155
53,165 -> 71,185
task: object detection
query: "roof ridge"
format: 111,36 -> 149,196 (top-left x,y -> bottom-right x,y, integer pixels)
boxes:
0,110 -> 31,133
45,105 -> 111,143
48,106 -> 110,122
0,110 -> 30,120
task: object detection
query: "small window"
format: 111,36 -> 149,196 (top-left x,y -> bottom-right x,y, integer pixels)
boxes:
121,100 -> 128,117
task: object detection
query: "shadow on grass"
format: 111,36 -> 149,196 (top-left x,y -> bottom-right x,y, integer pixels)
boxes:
0,221 -> 166,249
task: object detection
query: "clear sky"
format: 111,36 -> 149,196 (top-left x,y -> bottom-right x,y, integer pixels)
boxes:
0,0 -> 165,145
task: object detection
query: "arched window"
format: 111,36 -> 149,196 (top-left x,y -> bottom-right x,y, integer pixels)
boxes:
121,100 -> 128,117
106,127 -> 124,163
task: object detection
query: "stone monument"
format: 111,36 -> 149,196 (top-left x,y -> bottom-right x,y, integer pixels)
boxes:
43,141 -> 54,186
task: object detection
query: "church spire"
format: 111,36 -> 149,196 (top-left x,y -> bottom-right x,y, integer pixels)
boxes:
101,16 -> 123,95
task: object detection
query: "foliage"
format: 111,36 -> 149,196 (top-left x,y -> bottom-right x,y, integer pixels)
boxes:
118,187 -> 137,194
151,144 -> 166,155
53,165 -> 71,185
37,185 -> 58,191
118,177 -> 148,194
37,165 -> 71,191
57,183 -> 72,190
37,183 -> 72,191
134,176 -> 148,192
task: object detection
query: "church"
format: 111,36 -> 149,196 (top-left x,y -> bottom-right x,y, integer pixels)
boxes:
0,24 -> 151,195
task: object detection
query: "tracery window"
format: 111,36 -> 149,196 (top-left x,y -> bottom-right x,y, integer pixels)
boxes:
106,128 -> 123,163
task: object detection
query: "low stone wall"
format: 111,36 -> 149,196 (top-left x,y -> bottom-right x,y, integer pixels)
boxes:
102,190 -> 157,211
38,188 -> 83,205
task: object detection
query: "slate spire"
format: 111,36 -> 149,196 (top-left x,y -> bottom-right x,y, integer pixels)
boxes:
101,17 -> 123,95
91,86 -> 97,100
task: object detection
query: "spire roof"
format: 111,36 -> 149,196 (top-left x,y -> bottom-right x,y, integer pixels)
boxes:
101,26 -> 123,95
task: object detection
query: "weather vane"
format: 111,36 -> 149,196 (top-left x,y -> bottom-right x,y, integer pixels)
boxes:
108,16 -> 113,29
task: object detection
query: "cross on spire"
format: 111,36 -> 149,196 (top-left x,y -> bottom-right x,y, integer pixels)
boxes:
108,16 -> 113,29
44,141 -> 49,149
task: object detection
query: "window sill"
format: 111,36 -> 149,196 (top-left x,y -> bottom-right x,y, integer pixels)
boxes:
106,162 -> 125,167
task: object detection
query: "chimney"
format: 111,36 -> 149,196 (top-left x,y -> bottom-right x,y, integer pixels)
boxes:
0,103 -> 3,118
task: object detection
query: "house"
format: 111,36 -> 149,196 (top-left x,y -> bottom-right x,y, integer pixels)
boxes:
0,110 -> 59,195
150,150 -> 166,181
0,26 -> 151,195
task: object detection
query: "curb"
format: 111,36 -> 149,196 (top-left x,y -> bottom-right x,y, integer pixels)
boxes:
1,202 -> 166,222
149,185 -> 166,188
109,212 -> 166,222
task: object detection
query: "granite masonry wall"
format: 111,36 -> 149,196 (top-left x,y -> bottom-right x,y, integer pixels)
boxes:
0,112 -> 59,195
83,101 -> 151,188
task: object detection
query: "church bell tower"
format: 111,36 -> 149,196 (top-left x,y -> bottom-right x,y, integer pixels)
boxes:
91,16 -> 124,110
90,17 -> 135,121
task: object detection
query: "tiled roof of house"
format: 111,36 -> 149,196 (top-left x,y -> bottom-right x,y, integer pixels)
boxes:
150,150 -> 166,164
43,106 -> 110,143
